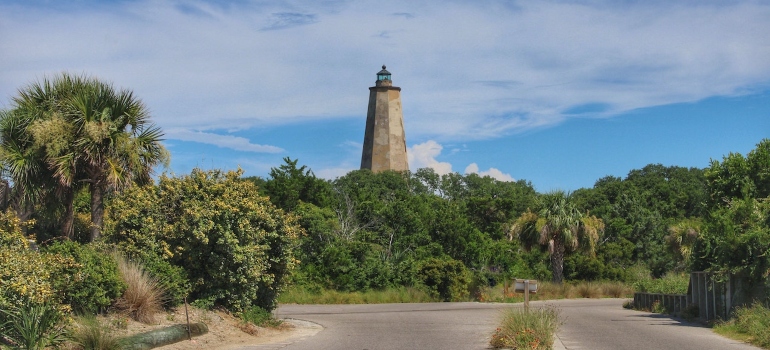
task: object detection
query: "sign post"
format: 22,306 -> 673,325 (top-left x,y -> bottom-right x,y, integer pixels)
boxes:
514,279 -> 538,311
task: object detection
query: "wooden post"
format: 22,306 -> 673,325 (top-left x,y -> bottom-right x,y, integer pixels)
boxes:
524,280 -> 530,312
184,297 -> 191,340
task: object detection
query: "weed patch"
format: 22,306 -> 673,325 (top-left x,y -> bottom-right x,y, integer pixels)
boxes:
490,307 -> 560,349
714,303 -> 770,348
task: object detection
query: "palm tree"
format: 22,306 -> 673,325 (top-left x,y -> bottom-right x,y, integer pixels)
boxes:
1,78 -> 81,237
665,218 -> 701,270
510,190 -> 604,284
0,73 -> 167,240
65,77 -> 167,241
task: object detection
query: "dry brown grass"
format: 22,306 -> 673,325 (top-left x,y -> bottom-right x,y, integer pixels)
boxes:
575,282 -> 601,298
113,254 -> 166,324
537,282 -> 576,299
599,281 -> 633,298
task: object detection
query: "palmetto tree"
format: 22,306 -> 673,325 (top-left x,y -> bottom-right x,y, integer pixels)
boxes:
0,73 -> 167,240
510,190 -> 604,284
65,77 -> 167,241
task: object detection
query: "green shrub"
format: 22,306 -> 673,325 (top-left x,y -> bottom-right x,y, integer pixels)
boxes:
42,241 -> 126,314
240,306 -> 283,328
105,169 -> 301,313
0,215 -> 78,311
490,307 -> 559,349
414,258 -> 470,302
633,272 -> 689,294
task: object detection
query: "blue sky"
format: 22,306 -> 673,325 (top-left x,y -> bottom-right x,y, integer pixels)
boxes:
1,0 -> 768,191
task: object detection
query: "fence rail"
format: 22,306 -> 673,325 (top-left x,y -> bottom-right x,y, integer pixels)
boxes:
633,292 -> 688,314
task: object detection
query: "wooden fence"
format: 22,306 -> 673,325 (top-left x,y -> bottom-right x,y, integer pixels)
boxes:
633,292 -> 688,314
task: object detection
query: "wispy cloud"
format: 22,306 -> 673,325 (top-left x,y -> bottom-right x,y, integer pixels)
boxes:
262,12 -> 318,31
165,129 -> 284,153
1,0 -> 769,142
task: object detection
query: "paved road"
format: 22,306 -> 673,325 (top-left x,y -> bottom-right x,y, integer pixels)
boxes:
260,302 -> 514,350
543,298 -> 760,350
237,299 -> 760,350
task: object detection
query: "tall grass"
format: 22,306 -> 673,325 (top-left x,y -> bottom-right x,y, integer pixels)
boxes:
714,303 -> 770,348
482,281 -> 633,302
113,255 -> 166,324
490,307 -> 560,349
278,286 -> 434,304
68,316 -> 124,350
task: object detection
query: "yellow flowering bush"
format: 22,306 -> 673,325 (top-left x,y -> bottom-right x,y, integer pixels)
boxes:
104,169 -> 302,312
0,210 -> 78,312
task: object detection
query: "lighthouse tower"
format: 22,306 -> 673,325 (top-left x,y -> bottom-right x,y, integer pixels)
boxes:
360,65 -> 409,172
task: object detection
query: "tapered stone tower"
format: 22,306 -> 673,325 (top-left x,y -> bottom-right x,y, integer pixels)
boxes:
360,65 -> 409,172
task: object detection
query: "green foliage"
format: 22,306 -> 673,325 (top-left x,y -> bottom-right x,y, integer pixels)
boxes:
414,258 -> 470,302
716,303 -> 770,348
0,301 -> 68,350
693,139 -> 770,282
490,307 -> 559,349
42,241 -> 126,314
631,272 -> 689,295
260,157 -> 333,212
240,306 -> 283,328
104,168 -> 301,313
0,212 -> 80,311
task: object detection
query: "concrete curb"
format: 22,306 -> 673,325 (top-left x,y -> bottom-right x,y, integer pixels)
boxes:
554,334 -> 567,350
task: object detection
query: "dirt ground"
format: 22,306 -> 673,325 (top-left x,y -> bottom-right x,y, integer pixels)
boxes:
103,305 -> 322,350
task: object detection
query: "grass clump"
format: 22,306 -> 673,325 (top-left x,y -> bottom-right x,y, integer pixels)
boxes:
113,254 -> 166,324
68,316 -> 124,350
575,282 -> 601,298
490,307 -> 560,349
714,303 -> 770,348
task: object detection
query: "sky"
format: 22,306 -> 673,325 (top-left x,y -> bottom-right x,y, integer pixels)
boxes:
1,0 -> 768,192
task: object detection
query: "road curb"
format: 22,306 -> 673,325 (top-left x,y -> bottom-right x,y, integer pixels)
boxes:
554,334 -> 567,350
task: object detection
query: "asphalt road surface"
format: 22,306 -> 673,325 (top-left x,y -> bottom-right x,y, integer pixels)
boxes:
550,298 -> 760,350
236,299 -> 760,350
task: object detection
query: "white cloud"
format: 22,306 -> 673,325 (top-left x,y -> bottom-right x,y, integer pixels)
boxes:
165,128 -> 283,153
408,140 -> 453,175
1,1 -> 769,141
315,166 -> 356,180
465,163 -> 516,182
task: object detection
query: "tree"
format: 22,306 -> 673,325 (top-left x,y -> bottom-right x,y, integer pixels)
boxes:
1,73 -> 167,240
262,157 -> 332,212
510,190 -> 604,284
694,139 -> 770,281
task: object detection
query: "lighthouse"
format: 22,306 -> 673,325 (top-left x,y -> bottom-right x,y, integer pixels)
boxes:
360,65 -> 409,172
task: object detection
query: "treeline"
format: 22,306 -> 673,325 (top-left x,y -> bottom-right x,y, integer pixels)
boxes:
248,139 -> 768,296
